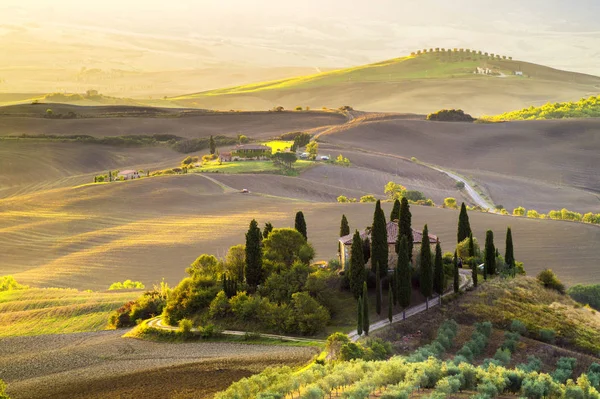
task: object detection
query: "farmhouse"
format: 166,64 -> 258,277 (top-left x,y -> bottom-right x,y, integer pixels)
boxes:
220,151 -> 232,162
338,220 -> 439,270
117,170 -> 140,180
231,144 -> 271,161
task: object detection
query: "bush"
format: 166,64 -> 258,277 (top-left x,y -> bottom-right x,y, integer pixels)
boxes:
162,276 -> 220,325
178,318 -> 194,337
359,195 -> 377,203
229,291 -> 262,321
539,328 -> 556,343
510,319 -> 527,335
537,269 -> 565,294
443,197 -> 458,209
427,109 -> 475,122
109,289 -> 168,328
108,279 -> 145,290
404,190 -> 426,202
337,195 -> 356,203
568,284 -> 600,310
0,276 -> 28,291
288,292 -> 330,335
209,291 -> 230,318
551,357 -> 577,383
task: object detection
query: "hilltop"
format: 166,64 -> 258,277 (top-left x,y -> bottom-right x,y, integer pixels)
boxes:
170,50 -> 600,115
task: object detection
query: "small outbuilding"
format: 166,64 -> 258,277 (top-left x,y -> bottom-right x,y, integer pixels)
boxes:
117,170 -> 140,180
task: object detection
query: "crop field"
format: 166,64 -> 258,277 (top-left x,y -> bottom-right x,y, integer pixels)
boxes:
1,174 -> 599,290
262,140 -> 294,153
1,330 -> 317,399
0,108 -> 347,139
0,288 -> 139,337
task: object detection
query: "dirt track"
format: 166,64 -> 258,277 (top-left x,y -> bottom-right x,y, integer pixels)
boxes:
1,330 -> 317,399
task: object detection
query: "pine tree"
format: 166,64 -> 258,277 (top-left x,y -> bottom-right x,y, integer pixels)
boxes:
295,211 -> 307,241
505,227 -> 515,276
362,282 -> 370,335
468,233 -> 475,257
375,262 -> 382,315
420,224 -> 433,309
209,135 -> 216,155
263,222 -> 273,239
390,199 -> 401,222
245,219 -> 263,290
458,202 -> 472,243
485,230 -> 496,276
396,198 -> 413,262
471,259 -> 478,287
340,214 -> 350,237
453,250 -> 460,293
349,230 -> 365,300
388,282 -> 393,323
433,242 -> 444,303
397,236 -> 411,320
371,200 -> 388,277
357,296 -> 363,336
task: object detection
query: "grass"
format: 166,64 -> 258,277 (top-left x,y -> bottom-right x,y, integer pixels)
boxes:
191,160 -> 313,174
262,140 -> 294,154
0,287 -> 139,337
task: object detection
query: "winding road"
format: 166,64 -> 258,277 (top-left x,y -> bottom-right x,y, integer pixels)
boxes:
429,166 -> 495,211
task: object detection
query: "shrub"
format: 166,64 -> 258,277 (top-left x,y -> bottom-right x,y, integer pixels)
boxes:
108,279 -> 145,290
404,190 -> 426,202
209,291 -> 230,318
229,291 -> 262,321
510,319 -> 527,335
517,356 -> 543,373
493,348 -> 511,365
455,181 -> 465,189
551,357 -> 577,383
0,276 -> 28,291
337,195 -> 356,203
109,289 -> 168,328
359,195 -> 377,203
427,109 -> 475,122
568,284 -> 600,310
443,197 -> 458,209
178,318 -> 193,337
539,328 -> 556,343
288,292 -> 330,335
537,269 -> 565,294
162,276 -> 220,325
186,254 -> 222,277
325,332 -> 350,360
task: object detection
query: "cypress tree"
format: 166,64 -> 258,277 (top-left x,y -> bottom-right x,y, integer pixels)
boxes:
468,233 -> 475,257
392,267 -> 399,306
453,250 -> 460,293
485,230 -> 496,276
458,202 -> 472,243
371,200 -> 388,277
397,236 -> 411,320
420,224 -> 433,309
108,170 -> 112,182
340,214 -> 350,237
357,296 -> 363,336
396,198 -> 413,262
505,227 -> 515,276
388,282 -> 393,323
263,222 -> 273,239
209,135 -> 216,155
375,262 -> 382,315
349,230 -> 365,300
362,282 -> 370,335
362,237 -> 371,265
295,211 -> 307,241
433,242 -> 444,303
390,199 -> 401,222
471,259 -> 478,287
245,219 -> 263,290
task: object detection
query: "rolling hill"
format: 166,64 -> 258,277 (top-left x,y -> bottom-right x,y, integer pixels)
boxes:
170,51 -> 600,115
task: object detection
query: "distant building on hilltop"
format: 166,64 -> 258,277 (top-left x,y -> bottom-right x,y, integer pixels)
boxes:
118,170 -> 140,180
338,220 -> 439,270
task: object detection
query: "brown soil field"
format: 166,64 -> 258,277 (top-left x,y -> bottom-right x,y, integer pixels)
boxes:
1,175 -> 598,289
0,141 -> 184,199
322,116 -> 600,212
0,110 -> 346,138
0,330 -> 317,399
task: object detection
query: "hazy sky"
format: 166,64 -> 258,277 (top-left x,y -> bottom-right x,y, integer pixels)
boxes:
2,0 -> 600,74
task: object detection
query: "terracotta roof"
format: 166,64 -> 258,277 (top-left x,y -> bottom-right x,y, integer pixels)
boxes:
235,144 -> 271,151
339,221 -> 438,245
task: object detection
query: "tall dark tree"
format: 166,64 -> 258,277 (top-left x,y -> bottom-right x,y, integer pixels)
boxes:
453,250 -> 460,293
371,200 -> 388,277
485,230 -> 496,276
420,224 -> 433,309
388,282 -> 393,323
263,222 -> 273,239
471,259 -> 478,287
357,296 -> 363,336
295,211 -> 307,241
468,233 -> 475,257
397,236 -> 411,319
375,262 -> 382,315
505,227 -> 515,276
390,199 -> 401,222
209,135 -> 216,155
392,268 -> 399,306
340,214 -> 350,237
349,231 -> 365,300
362,282 -> 370,335
458,202 -> 472,243
245,219 -> 263,290
362,237 -> 371,265
433,242 -> 444,303
396,198 -> 413,262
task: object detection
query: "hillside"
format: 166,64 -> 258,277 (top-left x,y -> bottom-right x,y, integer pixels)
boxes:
487,94 -> 600,120
170,51 -> 600,115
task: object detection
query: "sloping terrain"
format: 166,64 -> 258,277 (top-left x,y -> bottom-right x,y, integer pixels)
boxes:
322,116 -> 600,213
171,52 -> 600,115
0,108 -> 346,138
1,175 -> 598,290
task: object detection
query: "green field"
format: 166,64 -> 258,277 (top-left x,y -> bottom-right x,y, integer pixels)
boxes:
192,160 -> 313,174
485,94 -> 600,120
0,288 -> 139,337
262,140 -> 294,154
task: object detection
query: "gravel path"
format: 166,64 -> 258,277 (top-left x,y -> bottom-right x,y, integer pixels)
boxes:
0,330 -> 317,399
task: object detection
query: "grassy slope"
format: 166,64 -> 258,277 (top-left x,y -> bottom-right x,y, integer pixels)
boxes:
487,94 -> 600,120
0,288 -> 139,337
170,52 -> 600,115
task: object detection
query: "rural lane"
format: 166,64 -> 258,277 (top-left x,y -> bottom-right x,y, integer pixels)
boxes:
148,271 -> 472,344
429,166 -> 495,211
